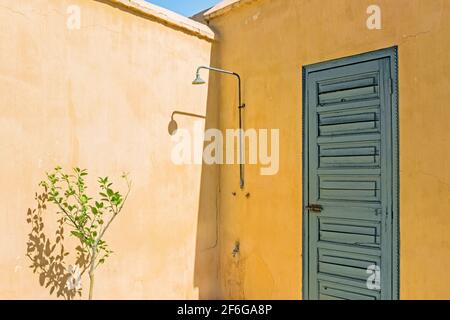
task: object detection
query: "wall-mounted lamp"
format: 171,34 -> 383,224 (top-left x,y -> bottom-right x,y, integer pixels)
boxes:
193,66 -> 246,190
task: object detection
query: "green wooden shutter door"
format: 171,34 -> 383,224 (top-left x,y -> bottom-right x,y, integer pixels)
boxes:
303,49 -> 398,300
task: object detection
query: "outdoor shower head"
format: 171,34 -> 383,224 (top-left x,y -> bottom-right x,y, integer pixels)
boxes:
192,72 -> 206,85
191,65 -> 245,189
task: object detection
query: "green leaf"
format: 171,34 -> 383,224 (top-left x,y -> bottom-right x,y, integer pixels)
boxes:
98,177 -> 108,184
111,195 -> 122,206
95,201 -> 103,209
80,195 -> 88,204
70,231 -> 83,239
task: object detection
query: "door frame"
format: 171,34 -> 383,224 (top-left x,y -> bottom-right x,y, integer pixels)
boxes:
301,46 -> 399,300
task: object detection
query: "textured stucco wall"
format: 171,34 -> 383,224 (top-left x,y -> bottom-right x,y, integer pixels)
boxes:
207,0 -> 450,299
0,0 -> 217,299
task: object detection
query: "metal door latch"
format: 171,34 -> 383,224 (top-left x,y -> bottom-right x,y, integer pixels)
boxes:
305,204 -> 323,213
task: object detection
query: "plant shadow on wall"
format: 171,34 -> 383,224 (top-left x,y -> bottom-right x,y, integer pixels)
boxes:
26,167 -> 131,300
26,190 -> 86,299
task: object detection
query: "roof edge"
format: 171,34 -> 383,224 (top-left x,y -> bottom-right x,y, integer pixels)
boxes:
204,0 -> 260,20
103,0 -> 215,41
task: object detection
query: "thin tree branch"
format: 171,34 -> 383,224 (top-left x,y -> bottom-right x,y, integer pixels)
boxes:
96,179 -> 131,245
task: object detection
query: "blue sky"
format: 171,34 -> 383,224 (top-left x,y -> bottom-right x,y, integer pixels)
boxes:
146,0 -> 221,17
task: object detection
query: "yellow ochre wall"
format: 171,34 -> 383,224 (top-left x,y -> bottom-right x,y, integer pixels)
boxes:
0,0 -> 218,299
207,0 -> 450,299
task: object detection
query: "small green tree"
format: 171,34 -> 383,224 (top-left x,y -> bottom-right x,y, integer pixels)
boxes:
39,166 -> 131,299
